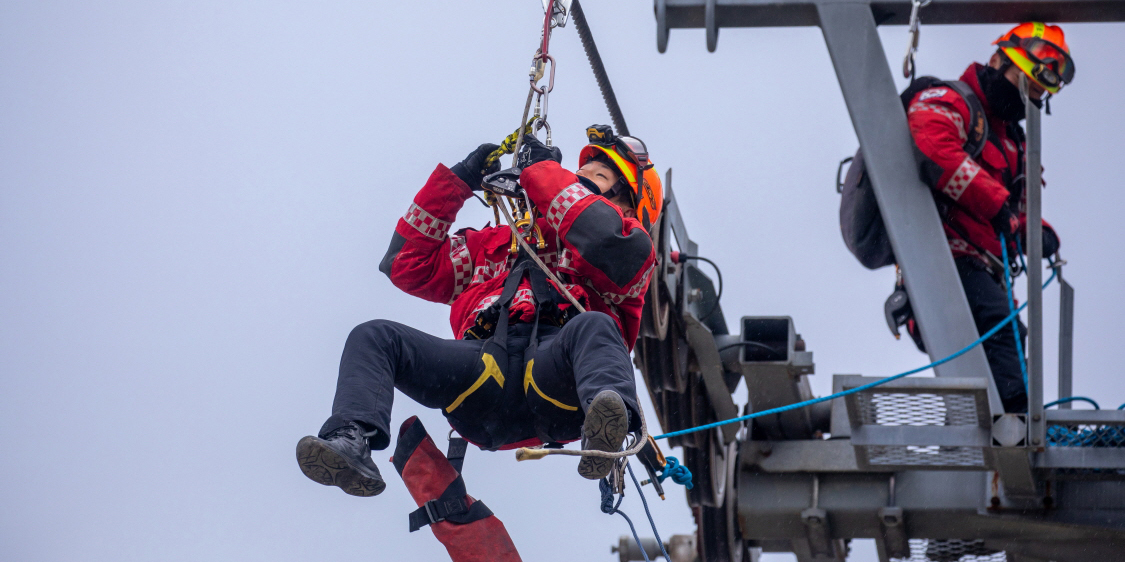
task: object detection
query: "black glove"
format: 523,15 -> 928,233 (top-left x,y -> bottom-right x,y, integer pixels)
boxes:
516,134 -> 563,169
450,143 -> 501,191
1041,228 -> 1060,257
990,203 -> 1019,239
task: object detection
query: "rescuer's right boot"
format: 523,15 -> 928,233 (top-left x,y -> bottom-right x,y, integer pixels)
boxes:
577,390 -> 630,480
296,422 -> 386,497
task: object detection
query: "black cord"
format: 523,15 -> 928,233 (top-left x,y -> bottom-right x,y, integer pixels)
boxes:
678,254 -> 722,321
571,0 -> 629,136
716,341 -> 779,355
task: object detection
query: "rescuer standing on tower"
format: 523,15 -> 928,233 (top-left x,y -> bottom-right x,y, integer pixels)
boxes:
906,23 -> 1073,412
295,127 -> 663,496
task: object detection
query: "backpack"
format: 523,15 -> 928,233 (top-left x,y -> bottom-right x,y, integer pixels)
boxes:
838,77 -> 989,270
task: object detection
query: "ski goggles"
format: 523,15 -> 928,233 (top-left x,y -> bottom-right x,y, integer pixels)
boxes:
998,35 -> 1075,90
585,125 -> 654,180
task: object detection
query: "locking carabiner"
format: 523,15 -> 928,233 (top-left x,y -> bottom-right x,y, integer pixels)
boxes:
902,0 -> 931,80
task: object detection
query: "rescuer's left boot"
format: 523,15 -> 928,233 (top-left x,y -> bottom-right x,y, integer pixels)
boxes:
577,390 -> 630,480
296,422 -> 386,497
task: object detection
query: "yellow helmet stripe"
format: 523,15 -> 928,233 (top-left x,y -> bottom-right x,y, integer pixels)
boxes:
590,145 -> 638,187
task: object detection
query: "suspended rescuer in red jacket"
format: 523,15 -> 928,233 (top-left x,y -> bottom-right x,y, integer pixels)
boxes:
905,23 -> 1072,412
295,126 -> 662,496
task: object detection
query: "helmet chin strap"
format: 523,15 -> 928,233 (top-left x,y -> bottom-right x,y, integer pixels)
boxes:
602,177 -> 638,211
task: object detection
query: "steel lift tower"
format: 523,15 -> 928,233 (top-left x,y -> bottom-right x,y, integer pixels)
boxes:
626,1 -> 1125,561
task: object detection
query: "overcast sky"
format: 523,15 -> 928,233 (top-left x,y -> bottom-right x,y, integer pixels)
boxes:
3,2 -> 1123,561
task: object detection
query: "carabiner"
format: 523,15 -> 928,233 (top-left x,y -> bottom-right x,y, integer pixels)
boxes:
534,116 -> 553,147
902,0 -> 927,79
530,53 -> 555,95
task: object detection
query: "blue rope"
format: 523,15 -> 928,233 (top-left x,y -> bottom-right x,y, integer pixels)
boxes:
656,456 -> 693,489
653,269 -> 1058,441
600,478 -> 650,562
1002,233 -> 1030,389
627,463 -> 672,562
1044,396 -> 1100,409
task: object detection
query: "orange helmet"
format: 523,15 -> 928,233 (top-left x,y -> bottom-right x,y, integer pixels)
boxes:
578,125 -> 663,231
993,22 -> 1074,94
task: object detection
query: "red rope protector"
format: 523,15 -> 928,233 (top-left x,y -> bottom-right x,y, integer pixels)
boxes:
391,416 -> 522,562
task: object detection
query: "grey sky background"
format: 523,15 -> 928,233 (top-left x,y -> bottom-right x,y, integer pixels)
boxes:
2,2 -> 1122,561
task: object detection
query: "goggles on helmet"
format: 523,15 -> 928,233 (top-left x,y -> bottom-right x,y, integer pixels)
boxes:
585,125 -> 654,182
998,34 -> 1075,90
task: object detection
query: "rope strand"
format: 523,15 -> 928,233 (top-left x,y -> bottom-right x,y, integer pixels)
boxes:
654,269 -> 1058,441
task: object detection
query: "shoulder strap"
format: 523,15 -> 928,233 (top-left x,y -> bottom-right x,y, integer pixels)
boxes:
899,76 -> 943,109
940,80 -> 989,159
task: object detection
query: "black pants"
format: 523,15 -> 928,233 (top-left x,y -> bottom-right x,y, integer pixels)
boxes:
956,257 -> 1029,413
319,311 -> 640,451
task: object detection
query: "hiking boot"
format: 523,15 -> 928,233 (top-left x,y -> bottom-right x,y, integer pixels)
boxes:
296,423 -> 386,497
578,390 -> 630,480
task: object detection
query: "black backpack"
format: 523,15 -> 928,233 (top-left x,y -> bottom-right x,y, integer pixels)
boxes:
838,77 -> 989,270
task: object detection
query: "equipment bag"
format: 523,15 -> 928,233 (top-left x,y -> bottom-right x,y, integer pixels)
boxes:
392,416 -> 523,562
838,78 -> 987,270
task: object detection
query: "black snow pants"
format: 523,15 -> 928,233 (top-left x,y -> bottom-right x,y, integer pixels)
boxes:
318,311 -> 641,451
956,256 -> 1029,413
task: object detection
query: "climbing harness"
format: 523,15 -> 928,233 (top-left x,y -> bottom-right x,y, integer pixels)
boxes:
902,0 -> 931,80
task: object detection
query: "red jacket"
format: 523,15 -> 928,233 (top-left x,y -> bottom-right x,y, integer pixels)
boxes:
380,161 -> 655,351
907,63 -> 1057,265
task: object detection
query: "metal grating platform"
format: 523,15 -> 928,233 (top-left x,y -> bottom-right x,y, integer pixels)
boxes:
890,539 -> 1007,562
839,376 -> 993,470
1039,410 -> 1125,478
858,393 -> 980,427
1047,423 -> 1125,447
865,445 -> 986,467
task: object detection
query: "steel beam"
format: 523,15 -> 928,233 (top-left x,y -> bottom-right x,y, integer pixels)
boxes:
816,5 -> 1003,413
655,0 -> 1125,32
736,470 -> 1125,557
1058,272 -> 1075,408
1023,76 -> 1046,448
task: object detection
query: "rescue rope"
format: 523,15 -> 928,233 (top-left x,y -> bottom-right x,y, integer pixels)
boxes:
653,269 -> 1058,441
1045,396 -> 1100,409
653,456 -> 693,489
599,478 -> 652,562
1002,233 -> 1030,389
483,118 -> 538,172
496,202 -> 585,313
513,390 -> 650,461
627,462 -> 673,562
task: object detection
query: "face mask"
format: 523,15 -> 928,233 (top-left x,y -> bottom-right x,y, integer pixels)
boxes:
979,64 -> 1034,122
